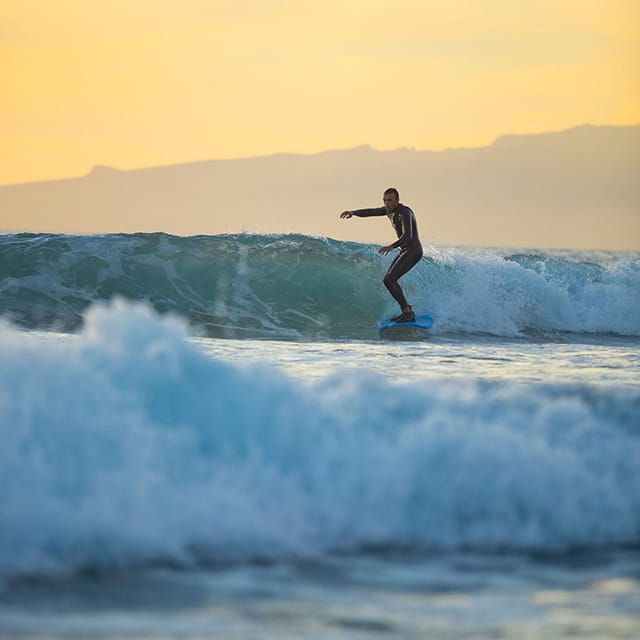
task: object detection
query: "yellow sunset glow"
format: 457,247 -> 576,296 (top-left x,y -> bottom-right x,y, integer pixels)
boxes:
2,0 -> 639,185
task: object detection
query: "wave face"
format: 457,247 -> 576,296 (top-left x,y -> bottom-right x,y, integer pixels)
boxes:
0,301 -> 639,579
1,232 -> 639,339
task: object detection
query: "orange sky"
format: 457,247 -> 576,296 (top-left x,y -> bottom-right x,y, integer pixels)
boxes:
2,0 -> 639,185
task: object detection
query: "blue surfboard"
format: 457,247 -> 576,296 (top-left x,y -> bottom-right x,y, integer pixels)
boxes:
378,314 -> 434,333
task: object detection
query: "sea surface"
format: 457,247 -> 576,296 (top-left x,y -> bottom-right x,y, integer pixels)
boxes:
1,232 -> 639,639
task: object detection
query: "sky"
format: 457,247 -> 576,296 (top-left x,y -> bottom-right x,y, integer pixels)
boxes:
1,0 -> 639,185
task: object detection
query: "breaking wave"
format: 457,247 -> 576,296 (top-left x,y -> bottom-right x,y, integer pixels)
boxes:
1,232 -> 639,339
0,302 -> 639,579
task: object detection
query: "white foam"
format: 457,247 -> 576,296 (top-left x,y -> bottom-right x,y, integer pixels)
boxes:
0,300 -> 638,578
419,248 -> 640,336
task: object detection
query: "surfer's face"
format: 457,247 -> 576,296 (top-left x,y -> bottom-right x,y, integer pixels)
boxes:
383,193 -> 399,213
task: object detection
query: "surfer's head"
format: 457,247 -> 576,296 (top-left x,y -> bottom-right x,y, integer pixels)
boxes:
383,188 -> 399,213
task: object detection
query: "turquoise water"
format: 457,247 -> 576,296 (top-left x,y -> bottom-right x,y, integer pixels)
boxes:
1,233 -> 639,639
2,232 -> 639,338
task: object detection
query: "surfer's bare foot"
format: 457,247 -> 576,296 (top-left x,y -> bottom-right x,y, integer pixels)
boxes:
392,305 -> 412,320
394,308 -> 415,323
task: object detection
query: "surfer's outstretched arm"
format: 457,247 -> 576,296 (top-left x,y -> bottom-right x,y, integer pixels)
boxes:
340,207 -> 387,219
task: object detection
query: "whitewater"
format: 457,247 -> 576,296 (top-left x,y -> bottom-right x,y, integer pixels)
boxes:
1,232 -> 639,639
2,232 -> 639,338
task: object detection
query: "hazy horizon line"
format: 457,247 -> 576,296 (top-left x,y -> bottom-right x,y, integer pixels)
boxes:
3,122 -> 638,188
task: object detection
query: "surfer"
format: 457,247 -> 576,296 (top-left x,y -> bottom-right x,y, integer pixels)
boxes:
340,188 -> 423,323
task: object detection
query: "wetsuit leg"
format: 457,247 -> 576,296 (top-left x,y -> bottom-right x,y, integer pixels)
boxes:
383,245 -> 423,309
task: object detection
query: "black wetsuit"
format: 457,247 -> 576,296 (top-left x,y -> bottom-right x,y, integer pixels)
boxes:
353,204 -> 423,310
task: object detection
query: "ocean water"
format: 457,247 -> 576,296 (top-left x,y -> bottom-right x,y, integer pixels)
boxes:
1,232 -> 639,639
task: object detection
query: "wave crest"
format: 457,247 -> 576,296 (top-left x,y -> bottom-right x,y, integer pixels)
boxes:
1,232 -> 638,338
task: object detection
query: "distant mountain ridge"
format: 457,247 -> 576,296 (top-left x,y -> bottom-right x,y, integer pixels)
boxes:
1,125 -> 638,250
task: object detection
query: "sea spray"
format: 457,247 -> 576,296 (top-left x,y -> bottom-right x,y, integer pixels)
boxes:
1,300 -> 639,580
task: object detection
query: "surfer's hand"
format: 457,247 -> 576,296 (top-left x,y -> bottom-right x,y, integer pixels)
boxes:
378,245 -> 394,255
340,211 -> 354,219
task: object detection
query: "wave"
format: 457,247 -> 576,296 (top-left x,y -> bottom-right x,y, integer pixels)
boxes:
1,232 -> 639,339
0,301 -> 639,579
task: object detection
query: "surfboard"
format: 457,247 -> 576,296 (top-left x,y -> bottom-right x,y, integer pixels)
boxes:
378,314 -> 434,334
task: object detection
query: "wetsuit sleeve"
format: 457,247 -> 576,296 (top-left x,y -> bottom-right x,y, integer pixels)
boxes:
352,207 -> 388,217
390,209 -> 413,248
